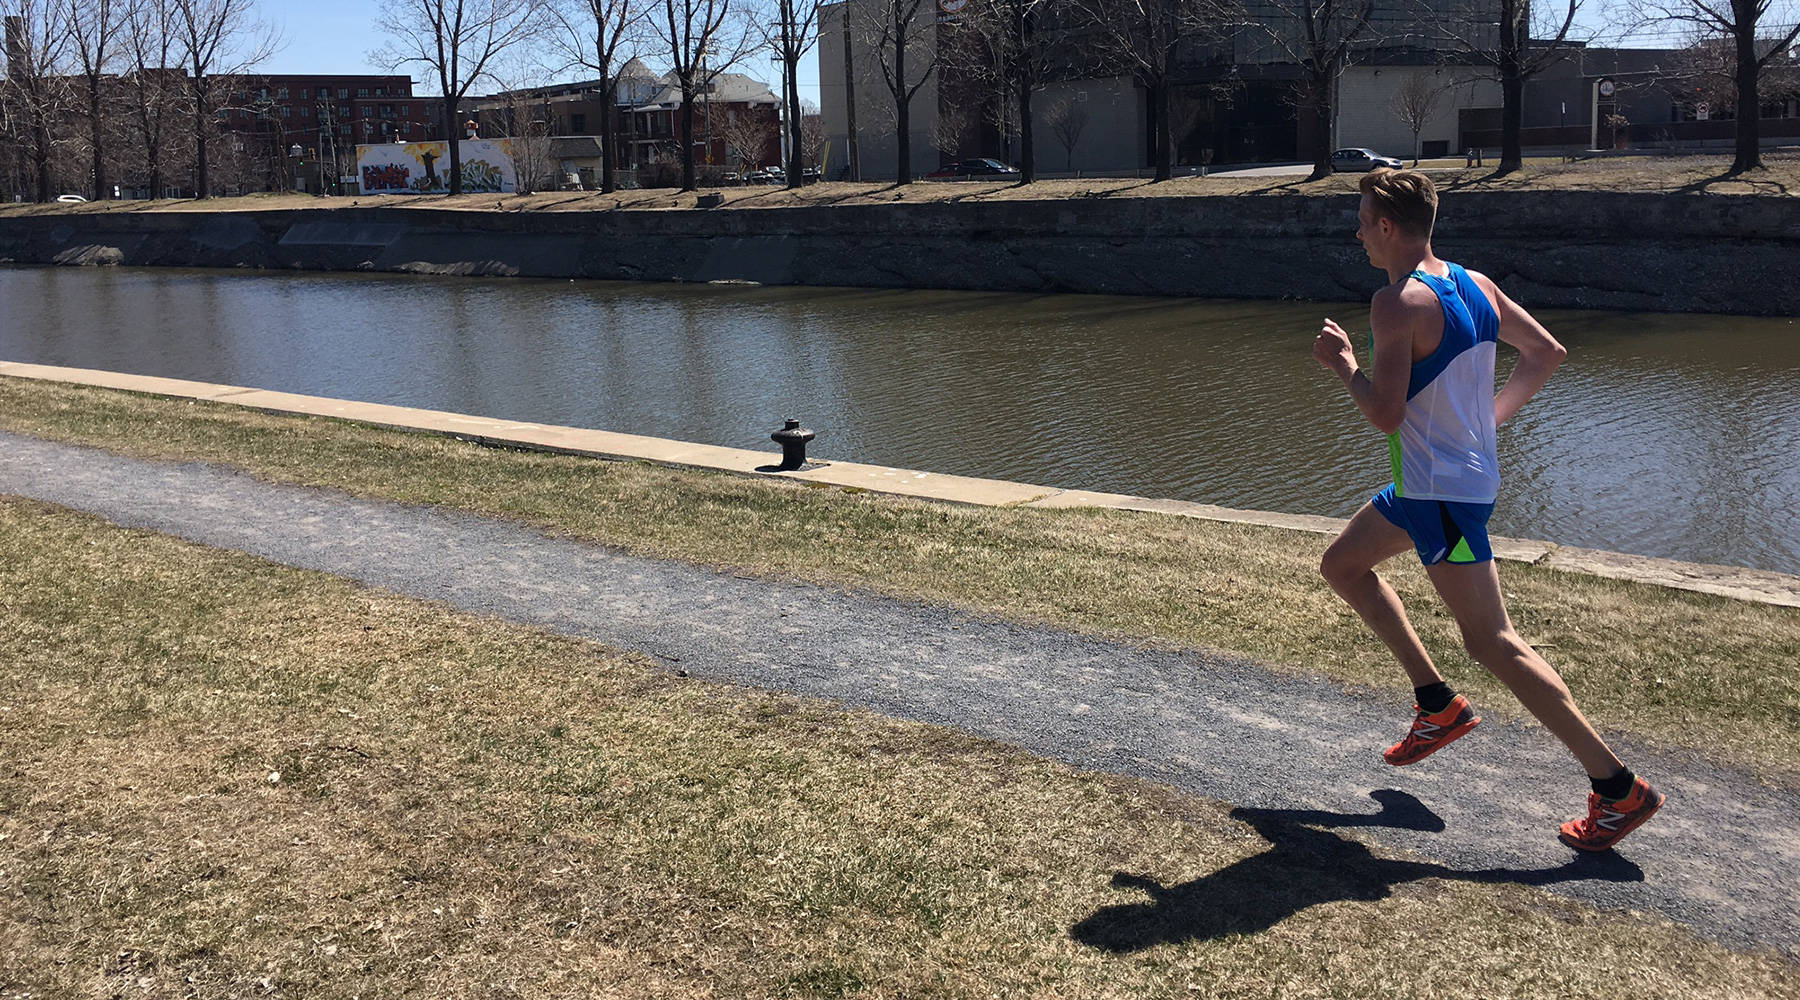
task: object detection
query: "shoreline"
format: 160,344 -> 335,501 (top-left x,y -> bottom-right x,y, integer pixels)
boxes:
2,188 -> 1798,314
5,359 -> 1795,609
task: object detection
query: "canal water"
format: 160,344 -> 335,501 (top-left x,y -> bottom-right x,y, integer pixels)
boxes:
2,265 -> 1796,575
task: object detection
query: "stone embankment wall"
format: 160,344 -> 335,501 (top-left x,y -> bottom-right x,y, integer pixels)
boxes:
2,193 -> 1796,314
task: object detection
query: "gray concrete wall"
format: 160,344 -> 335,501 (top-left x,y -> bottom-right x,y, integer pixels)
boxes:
3,194 -> 1796,314
1033,78 -> 1143,173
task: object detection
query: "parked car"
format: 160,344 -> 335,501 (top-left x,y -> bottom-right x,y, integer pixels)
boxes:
1330,148 -> 1405,172
55,193 -> 89,203
924,158 -> 1021,180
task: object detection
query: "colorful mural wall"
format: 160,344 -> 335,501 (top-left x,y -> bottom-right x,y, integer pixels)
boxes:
356,140 -> 518,195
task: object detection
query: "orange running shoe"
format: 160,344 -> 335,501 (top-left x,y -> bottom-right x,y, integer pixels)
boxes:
1384,695 -> 1482,766
1559,777 -> 1665,852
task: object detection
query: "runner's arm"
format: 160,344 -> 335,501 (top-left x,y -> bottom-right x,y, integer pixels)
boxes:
1482,277 -> 1567,427
1314,290 -> 1413,434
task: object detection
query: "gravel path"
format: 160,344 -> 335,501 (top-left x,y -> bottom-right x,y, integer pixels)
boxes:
4,431 -> 1796,958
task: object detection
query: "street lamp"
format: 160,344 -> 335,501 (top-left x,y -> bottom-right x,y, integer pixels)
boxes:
288,143 -> 302,194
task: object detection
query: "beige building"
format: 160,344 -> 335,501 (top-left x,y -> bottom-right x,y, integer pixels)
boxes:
818,0 -> 1509,177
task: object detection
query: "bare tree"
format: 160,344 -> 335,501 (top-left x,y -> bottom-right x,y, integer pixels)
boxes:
1076,0 -> 1236,180
1245,0 -> 1377,179
123,0 -> 187,197
67,0 -> 125,200
173,0 -> 276,197
767,0 -> 820,186
1,0 -> 74,202
489,63 -> 556,191
718,102 -> 775,170
650,0 -> 757,189
858,0 -> 936,182
954,0 -> 1066,182
1390,69 -> 1442,164
929,93 -> 968,162
1416,0 -> 1585,174
371,0 -> 540,196
1638,0 -> 1800,171
548,0 -> 646,193
799,97 -> 827,165
1043,91 -> 1087,169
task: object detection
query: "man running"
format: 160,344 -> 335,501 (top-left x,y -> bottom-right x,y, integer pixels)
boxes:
1312,167 -> 1663,851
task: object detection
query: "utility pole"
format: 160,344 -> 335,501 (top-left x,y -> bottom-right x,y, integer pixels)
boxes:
841,4 -> 860,180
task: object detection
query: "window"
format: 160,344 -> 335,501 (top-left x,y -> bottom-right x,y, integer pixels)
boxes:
400,104 -> 409,115
571,113 -> 586,132
301,104 -> 310,117
318,86 -> 330,98
376,87 -> 387,97
338,88 -> 349,99
340,105 -> 351,118
281,106 -> 291,117
277,87 -> 288,98
357,88 -> 369,97
361,106 -> 372,118
340,124 -> 350,135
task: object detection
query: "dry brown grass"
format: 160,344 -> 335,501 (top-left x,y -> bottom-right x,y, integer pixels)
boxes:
0,376 -> 1796,789
0,152 -> 1793,219
3,497 -> 1797,999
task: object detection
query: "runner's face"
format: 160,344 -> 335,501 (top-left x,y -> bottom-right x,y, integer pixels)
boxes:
1355,195 -> 1387,268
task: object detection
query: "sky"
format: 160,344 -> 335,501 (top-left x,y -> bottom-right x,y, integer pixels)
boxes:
258,0 -> 825,105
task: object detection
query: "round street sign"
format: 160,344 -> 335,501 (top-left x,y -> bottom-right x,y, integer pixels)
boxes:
1598,79 -> 1615,97
940,0 -> 968,12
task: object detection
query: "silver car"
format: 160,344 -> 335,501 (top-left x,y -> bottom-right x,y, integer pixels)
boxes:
1330,148 -> 1405,172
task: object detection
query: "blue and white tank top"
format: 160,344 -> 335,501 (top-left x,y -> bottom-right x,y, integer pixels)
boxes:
1385,262 -> 1501,504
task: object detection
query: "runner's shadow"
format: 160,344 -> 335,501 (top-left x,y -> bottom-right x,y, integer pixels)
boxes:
1070,789 -> 1643,953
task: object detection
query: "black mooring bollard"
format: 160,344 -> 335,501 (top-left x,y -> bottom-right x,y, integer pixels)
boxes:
770,418 -> 815,471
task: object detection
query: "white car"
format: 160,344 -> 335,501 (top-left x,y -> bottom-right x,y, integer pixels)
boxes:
55,193 -> 89,203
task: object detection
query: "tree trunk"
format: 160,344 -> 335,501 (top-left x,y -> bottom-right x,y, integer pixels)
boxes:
1498,0 -> 1524,175
1306,70 -> 1333,181
786,57 -> 804,188
34,120 -> 52,203
679,90 -> 697,190
894,24 -> 912,184
446,97 -> 464,195
90,79 -> 108,201
1151,79 -> 1171,182
1016,84 -> 1034,182
1731,5 -> 1761,174
194,83 -> 210,198
842,7 -> 860,180
600,73 -> 616,194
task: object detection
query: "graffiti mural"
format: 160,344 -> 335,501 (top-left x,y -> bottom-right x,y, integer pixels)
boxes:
360,163 -> 411,191
356,140 -> 517,195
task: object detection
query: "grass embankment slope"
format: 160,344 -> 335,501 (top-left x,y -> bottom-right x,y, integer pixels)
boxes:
1,377 -> 1796,781
1,152 -> 1795,218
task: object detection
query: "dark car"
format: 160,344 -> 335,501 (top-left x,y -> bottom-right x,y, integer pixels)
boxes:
924,158 -> 1021,180
1330,147 -> 1405,172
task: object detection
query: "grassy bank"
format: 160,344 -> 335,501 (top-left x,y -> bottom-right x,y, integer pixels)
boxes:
0,152 -> 1794,216
3,496 -> 1797,998
1,376 -> 1797,785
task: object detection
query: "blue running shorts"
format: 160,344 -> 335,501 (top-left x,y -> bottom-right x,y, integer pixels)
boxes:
1372,484 -> 1496,566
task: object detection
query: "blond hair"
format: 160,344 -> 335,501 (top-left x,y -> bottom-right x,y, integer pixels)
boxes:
1358,168 -> 1438,238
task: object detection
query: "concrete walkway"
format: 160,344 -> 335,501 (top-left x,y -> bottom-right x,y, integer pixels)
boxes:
3,430 -> 1797,960
5,362 -> 1798,609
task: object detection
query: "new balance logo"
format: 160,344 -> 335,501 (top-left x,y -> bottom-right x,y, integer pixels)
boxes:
1596,807 -> 1629,831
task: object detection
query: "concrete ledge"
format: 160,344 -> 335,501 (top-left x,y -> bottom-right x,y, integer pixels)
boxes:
4,361 -> 1797,609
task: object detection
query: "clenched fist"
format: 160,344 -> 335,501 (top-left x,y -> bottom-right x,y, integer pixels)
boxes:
1313,318 -> 1357,379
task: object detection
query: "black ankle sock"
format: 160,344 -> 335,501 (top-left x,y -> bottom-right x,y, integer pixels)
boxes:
1414,682 -> 1455,715
1591,767 -> 1636,801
